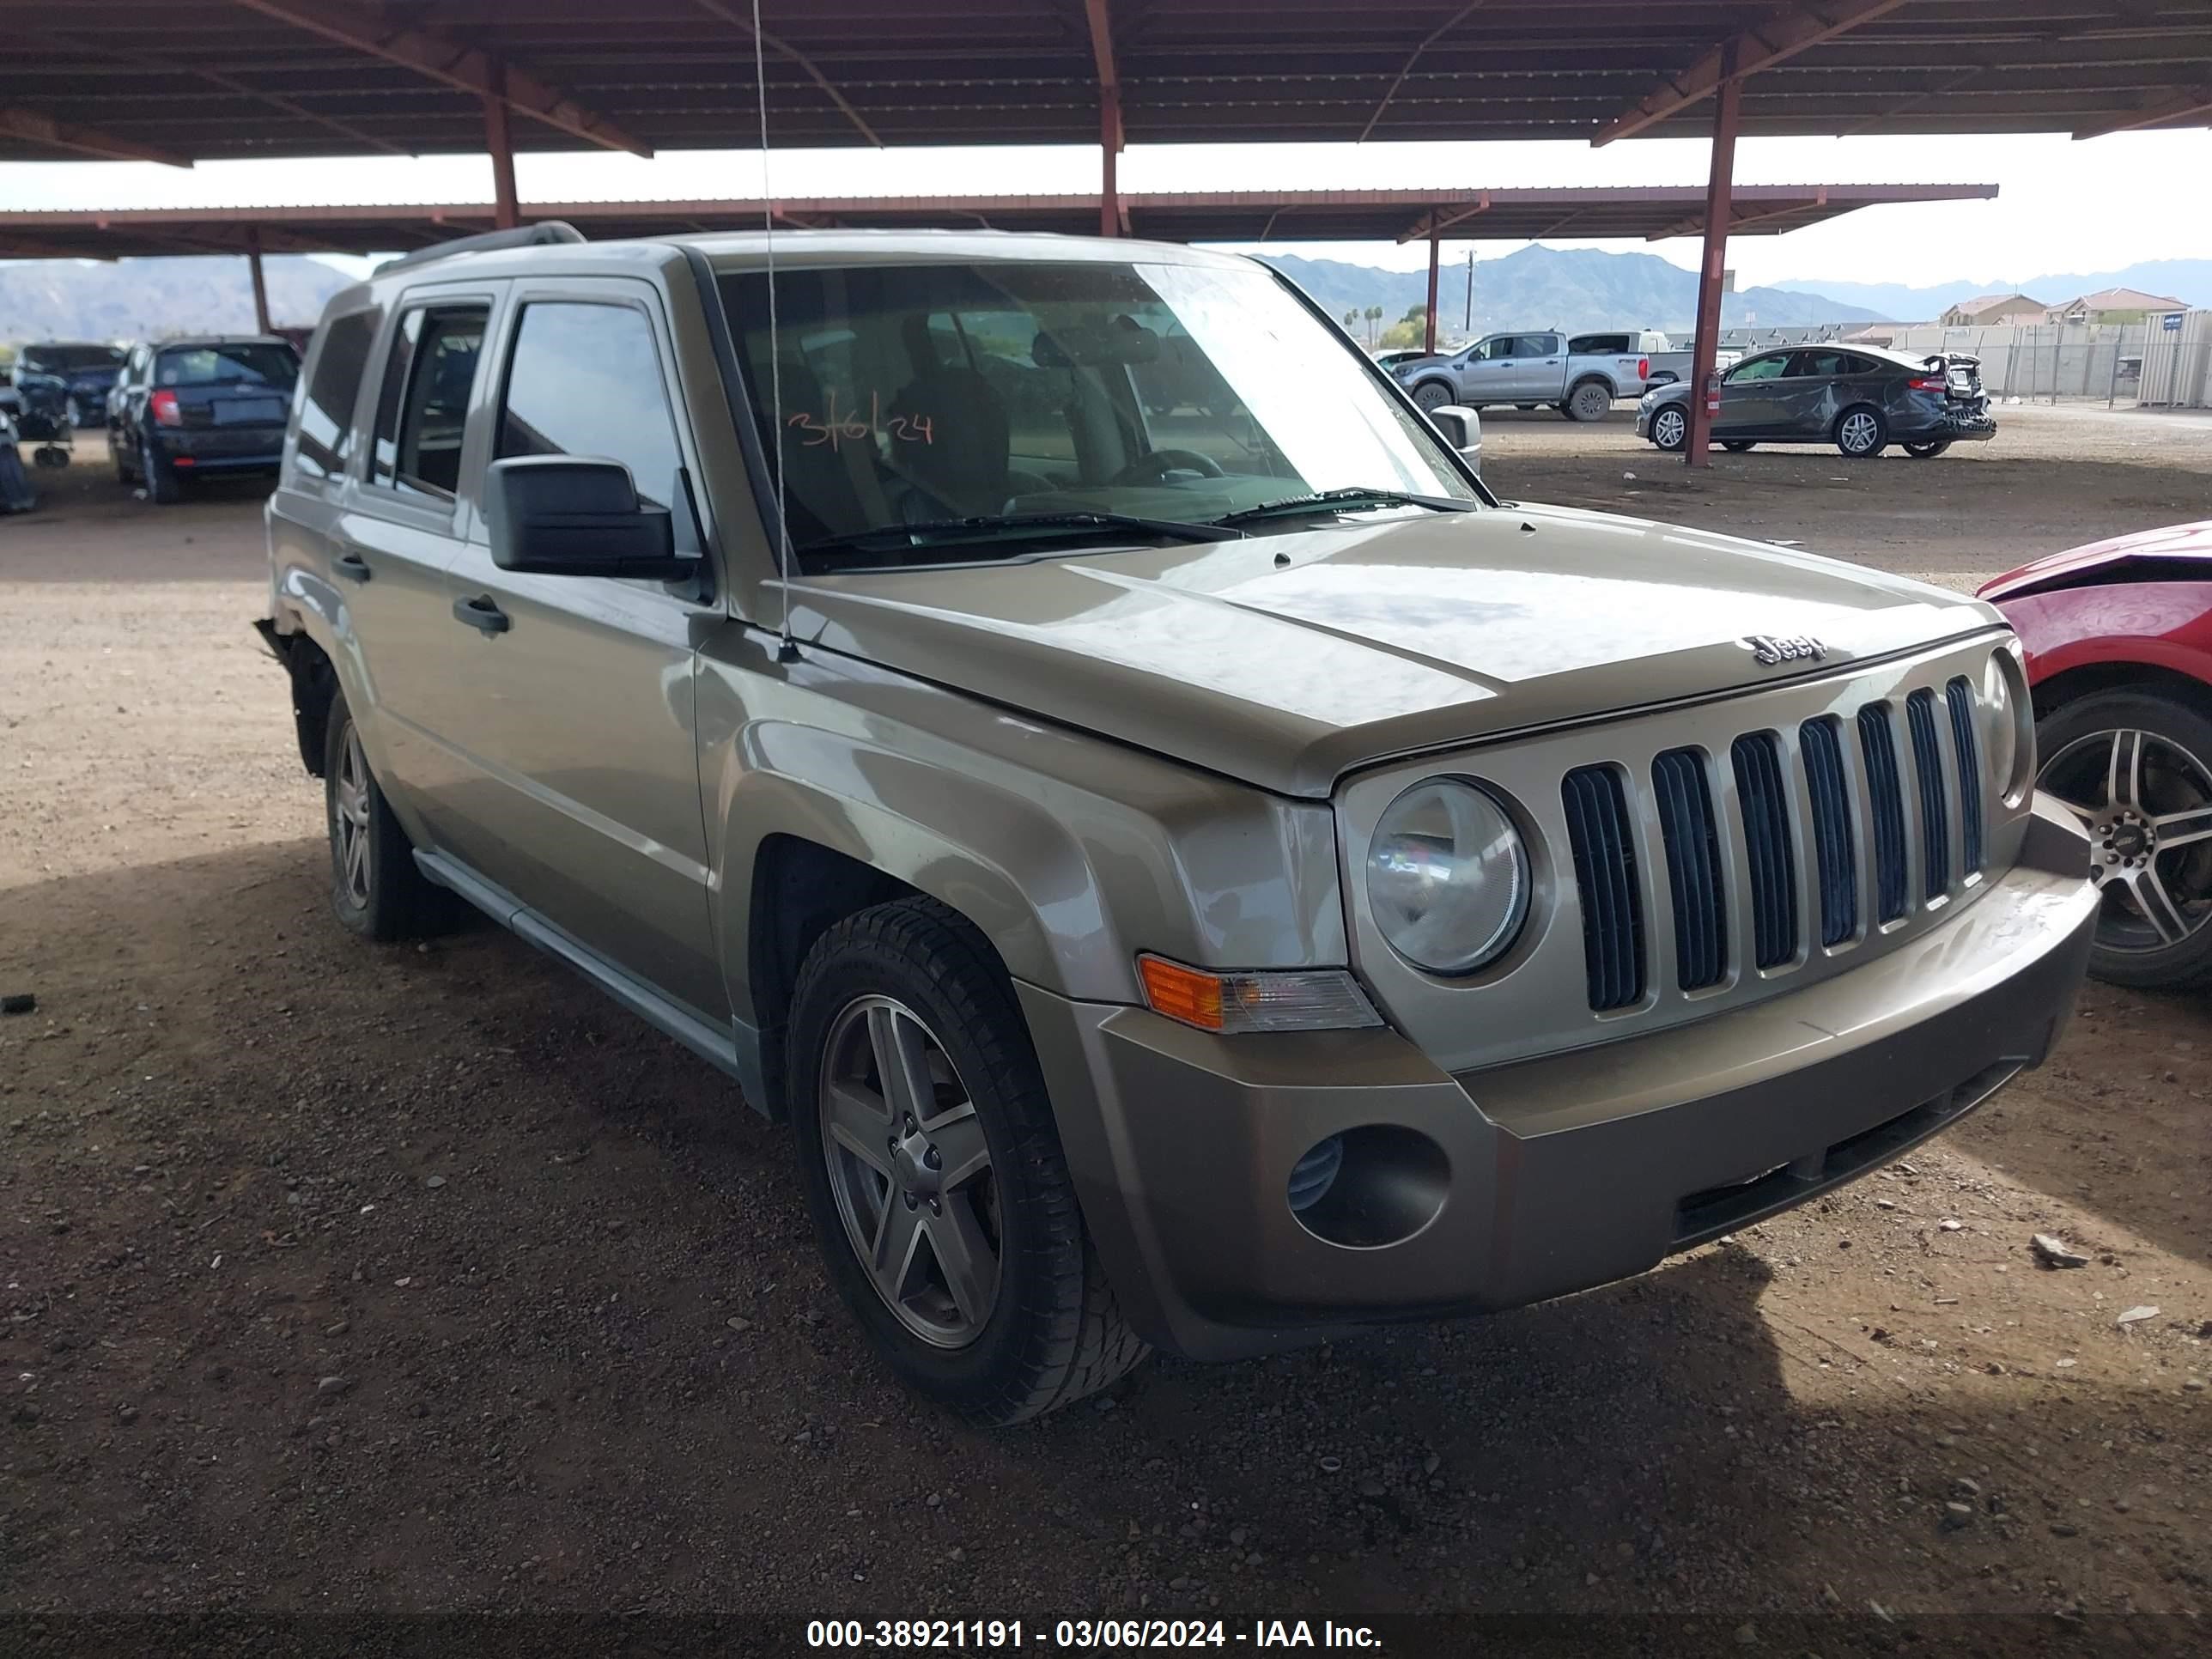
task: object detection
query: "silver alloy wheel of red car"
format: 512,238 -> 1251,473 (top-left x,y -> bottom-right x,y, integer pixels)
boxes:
818,994 -> 1001,1350
2039,726 -> 2212,954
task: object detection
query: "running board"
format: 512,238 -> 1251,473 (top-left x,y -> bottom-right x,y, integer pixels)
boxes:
413,849 -> 768,1112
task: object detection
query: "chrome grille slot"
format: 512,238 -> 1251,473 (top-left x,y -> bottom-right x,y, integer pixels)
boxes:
1652,748 -> 1727,991
1857,703 -> 1911,922
1906,690 -> 1950,899
1799,717 -> 1857,946
1946,677 -> 1984,875
1561,764 -> 1646,1011
1730,732 -> 1798,969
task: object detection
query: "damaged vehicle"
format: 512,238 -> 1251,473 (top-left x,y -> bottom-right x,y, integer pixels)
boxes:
1981,520 -> 2212,988
1639,344 -> 1995,458
257,224 -> 2094,1423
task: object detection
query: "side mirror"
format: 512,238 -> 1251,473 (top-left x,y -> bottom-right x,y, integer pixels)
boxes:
1423,404 -> 1483,473
483,456 -> 692,580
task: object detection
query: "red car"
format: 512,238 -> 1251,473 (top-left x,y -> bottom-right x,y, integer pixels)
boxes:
1980,520 -> 2212,988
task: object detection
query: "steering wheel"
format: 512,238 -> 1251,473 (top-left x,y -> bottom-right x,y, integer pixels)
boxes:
1109,447 -> 1226,486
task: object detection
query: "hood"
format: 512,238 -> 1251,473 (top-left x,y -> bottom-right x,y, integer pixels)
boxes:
789,504 -> 2002,798
1978,520 -> 2212,602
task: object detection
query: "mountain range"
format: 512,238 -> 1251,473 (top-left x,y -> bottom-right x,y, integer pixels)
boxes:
1257,245 -> 1882,335
0,254 -> 355,342
1765,258 -> 2212,320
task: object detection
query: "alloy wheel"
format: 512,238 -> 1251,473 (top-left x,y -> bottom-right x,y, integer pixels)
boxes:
1839,410 -> 1881,454
818,995 -> 1000,1349
1652,407 -> 1686,448
332,727 -> 374,907
2040,726 -> 2212,952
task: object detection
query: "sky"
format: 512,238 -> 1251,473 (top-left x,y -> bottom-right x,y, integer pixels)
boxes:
3,127 -> 2209,290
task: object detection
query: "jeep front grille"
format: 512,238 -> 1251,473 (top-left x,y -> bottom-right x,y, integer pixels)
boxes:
1562,684 -> 1994,1011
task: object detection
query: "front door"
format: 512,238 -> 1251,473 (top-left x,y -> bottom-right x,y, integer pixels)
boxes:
1715,351 -> 1792,434
1455,335 -> 1518,404
437,280 -> 724,1021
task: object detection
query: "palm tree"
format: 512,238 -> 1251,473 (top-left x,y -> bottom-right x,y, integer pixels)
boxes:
1342,308 -> 1358,333
1364,304 -> 1383,345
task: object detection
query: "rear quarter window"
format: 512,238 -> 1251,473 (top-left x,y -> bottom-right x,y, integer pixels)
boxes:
293,310 -> 380,483
1570,333 -> 1632,355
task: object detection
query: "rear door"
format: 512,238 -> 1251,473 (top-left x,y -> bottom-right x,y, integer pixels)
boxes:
1776,347 -> 1857,434
335,289 -> 499,841
436,279 -> 724,1018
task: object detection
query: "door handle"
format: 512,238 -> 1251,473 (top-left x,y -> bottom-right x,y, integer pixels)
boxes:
453,594 -> 510,635
332,550 -> 372,584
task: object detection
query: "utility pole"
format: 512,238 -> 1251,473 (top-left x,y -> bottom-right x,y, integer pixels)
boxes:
1463,249 -> 1474,333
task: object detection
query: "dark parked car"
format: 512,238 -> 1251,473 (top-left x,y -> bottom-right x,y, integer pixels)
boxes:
109,336 -> 301,503
1637,343 -> 1995,458
9,340 -> 125,436
1980,520 -> 2212,988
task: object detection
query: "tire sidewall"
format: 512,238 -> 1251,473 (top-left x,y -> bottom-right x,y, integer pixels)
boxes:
1567,380 -> 1612,422
2038,687 -> 2212,988
1411,380 -> 1452,410
1651,405 -> 1687,450
786,926 -> 1078,1410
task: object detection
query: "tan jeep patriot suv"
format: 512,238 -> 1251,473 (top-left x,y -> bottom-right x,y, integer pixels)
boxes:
257,222 -> 2097,1424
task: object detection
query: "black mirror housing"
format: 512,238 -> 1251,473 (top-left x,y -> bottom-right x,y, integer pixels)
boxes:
484,456 -> 692,580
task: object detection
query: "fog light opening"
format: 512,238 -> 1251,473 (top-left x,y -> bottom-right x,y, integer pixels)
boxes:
1288,1125 -> 1449,1249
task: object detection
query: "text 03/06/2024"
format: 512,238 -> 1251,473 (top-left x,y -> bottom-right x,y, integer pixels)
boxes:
802,1618 -> 1384,1648
786,388 -> 937,452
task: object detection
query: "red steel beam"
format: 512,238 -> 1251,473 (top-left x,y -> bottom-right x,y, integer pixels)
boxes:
1595,0 -> 1908,146
692,0 -> 883,145
2074,81 -> 2212,139
1089,0 -> 1122,234
0,104 -> 189,167
1648,190 -> 1826,241
1425,231 -> 1441,355
232,0 -> 650,156
1399,192 -> 1489,243
246,232 -> 274,335
485,64 -> 520,231
1685,42 -> 1741,470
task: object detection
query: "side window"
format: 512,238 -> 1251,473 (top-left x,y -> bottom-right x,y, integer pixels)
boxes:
1569,333 -> 1629,356
294,309 -> 379,483
1730,355 -> 1790,383
495,301 -> 683,511
1788,349 -> 1850,378
370,304 -> 487,500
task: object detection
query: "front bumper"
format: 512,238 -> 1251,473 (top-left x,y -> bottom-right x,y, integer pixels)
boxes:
1022,799 -> 2095,1361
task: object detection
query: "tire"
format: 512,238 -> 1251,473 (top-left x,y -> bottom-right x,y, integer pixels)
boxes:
1410,380 -> 1453,411
1721,440 -> 1756,453
1833,404 -> 1888,458
322,693 -> 454,942
141,434 -> 180,504
111,428 -> 132,483
1902,440 -> 1951,459
1650,404 -> 1687,452
2036,689 -> 2212,990
1565,379 -> 1613,422
787,896 -> 1148,1425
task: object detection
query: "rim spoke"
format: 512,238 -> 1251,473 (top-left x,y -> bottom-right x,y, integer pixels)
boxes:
871,1193 -> 927,1300
2154,805 -> 2212,848
868,1005 -> 937,1124
344,827 -> 368,894
927,1105 -> 991,1193
925,1200 -> 995,1328
2125,866 -> 2190,945
2043,792 -> 2101,826
825,1080 -> 895,1176
2106,729 -> 2144,811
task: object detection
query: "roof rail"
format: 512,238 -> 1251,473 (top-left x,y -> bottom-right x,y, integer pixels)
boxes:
374,220 -> 585,275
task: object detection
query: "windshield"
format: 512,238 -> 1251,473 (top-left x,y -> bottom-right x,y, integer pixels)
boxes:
156,343 -> 299,388
720,259 -> 1480,568
22,343 -> 124,374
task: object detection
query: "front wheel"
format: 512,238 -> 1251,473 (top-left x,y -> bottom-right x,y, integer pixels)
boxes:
1410,380 -> 1453,411
1834,404 -> 1888,458
1902,440 -> 1952,459
2037,690 -> 2212,989
1650,405 -> 1687,452
788,896 -> 1147,1424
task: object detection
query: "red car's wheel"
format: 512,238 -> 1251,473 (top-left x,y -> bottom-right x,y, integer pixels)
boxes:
2037,689 -> 2212,988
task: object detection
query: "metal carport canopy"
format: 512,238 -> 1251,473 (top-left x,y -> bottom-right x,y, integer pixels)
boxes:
0,185 -> 1997,260
1,1 -> 2208,166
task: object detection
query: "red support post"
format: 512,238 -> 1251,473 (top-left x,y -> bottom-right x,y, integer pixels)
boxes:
1684,40 -> 1740,468
485,64 -> 520,231
246,228 -> 273,335
1099,85 -> 1121,238
1425,231 -> 1440,354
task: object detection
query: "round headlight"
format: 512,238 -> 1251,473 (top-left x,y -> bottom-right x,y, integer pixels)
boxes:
1365,780 -> 1529,975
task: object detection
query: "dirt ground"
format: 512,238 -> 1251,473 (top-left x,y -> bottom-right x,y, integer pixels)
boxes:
3,419 -> 2209,1650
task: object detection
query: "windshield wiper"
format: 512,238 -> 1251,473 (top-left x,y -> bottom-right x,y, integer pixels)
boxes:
797,510 -> 1244,560
1212,487 -> 1478,528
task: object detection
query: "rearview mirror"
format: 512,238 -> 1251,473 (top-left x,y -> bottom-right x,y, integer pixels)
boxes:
484,457 -> 693,580
1033,318 -> 1162,368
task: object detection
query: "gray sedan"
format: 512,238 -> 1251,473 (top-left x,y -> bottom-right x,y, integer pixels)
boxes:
1636,343 -> 1996,459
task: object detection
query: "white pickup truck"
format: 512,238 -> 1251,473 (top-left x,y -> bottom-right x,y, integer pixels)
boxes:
1395,329 -> 1691,422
